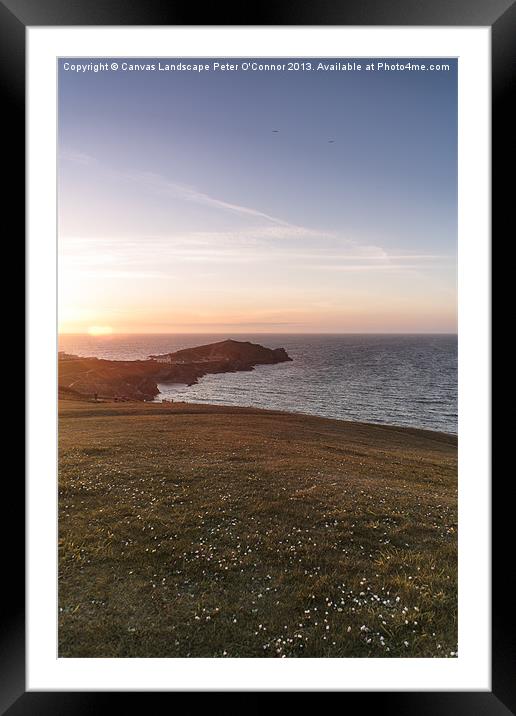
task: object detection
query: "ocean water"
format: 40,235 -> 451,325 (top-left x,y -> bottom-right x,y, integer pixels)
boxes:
58,334 -> 457,434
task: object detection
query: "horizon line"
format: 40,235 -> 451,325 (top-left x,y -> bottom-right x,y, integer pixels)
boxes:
58,330 -> 458,337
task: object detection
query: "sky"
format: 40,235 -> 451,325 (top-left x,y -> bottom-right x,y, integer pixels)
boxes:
58,58 -> 457,334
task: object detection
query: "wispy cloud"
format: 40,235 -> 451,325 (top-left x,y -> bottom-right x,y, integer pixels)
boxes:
125,170 -> 296,227
60,233 -> 453,279
61,154 -> 455,277
313,263 -> 433,272
64,150 -> 322,235
77,270 -> 169,279
60,148 -> 96,165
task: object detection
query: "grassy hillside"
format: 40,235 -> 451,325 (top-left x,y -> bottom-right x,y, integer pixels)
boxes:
59,400 -> 457,658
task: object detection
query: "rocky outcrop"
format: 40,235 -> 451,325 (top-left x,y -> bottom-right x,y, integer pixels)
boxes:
59,339 -> 292,401
150,339 -> 291,366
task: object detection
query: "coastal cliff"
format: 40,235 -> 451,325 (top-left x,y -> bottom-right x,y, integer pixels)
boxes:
58,339 -> 292,401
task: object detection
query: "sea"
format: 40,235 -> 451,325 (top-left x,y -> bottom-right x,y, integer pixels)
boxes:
58,334 -> 457,435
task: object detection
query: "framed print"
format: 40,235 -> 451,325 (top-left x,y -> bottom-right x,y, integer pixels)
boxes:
5,0 -> 507,709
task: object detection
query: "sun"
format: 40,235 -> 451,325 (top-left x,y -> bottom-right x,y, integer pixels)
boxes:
88,325 -> 113,336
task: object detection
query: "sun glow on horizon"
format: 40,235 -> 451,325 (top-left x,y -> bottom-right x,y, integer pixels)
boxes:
88,325 -> 113,336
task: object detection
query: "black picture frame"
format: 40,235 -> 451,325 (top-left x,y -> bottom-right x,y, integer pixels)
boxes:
5,0 -> 505,710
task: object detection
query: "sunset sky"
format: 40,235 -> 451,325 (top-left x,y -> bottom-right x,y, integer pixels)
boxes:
58,58 -> 457,334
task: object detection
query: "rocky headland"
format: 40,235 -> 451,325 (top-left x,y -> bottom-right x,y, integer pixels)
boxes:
58,339 -> 292,401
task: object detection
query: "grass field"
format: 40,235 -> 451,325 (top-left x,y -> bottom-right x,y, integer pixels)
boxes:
58,399 -> 457,658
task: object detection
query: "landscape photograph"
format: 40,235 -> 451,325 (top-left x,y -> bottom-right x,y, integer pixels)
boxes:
58,57 -> 458,658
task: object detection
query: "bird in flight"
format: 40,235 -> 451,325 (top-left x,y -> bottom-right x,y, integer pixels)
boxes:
328,139 -> 336,143
272,129 -> 280,133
